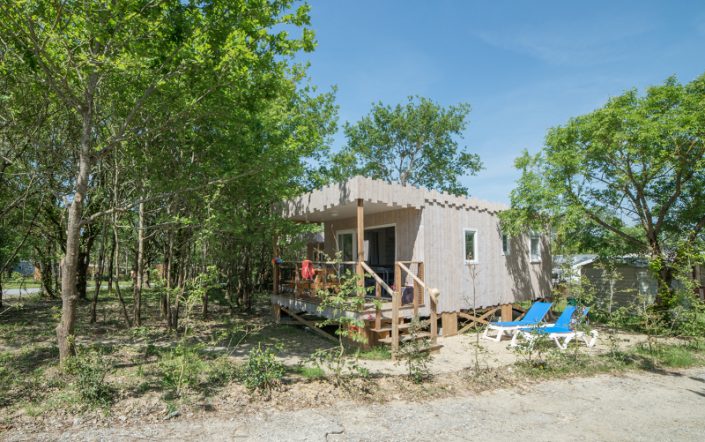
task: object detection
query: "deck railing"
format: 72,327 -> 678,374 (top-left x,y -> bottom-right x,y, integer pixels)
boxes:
273,259 -> 439,353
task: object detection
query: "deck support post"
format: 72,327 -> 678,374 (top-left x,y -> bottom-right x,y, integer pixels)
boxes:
356,198 -> 364,295
442,312 -> 458,337
273,302 -> 281,324
501,303 -> 513,322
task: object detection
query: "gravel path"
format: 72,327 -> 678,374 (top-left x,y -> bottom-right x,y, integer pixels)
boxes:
2,284 -> 131,298
1,287 -> 41,297
15,368 -> 705,442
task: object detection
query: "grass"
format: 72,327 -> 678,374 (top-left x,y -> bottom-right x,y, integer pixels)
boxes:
0,288 -> 337,418
634,341 -> 705,369
297,365 -> 326,379
3,286 -> 705,429
513,337 -> 705,381
356,346 -> 391,360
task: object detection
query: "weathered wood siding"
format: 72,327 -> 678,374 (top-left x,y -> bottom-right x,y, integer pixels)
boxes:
422,202 -> 552,312
282,176 -> 552,313
581,263 -> 658,307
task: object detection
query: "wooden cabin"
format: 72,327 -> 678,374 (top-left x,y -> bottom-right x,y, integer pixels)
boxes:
272,176 -> 552,351
554,254 -> 705,310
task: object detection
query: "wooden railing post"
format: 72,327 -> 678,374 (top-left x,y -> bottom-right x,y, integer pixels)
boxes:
375,282 -> 382,331
429,288 -> 438,345
392,262 -> 402,355
413,262 -> 423,317
356,199 -> 365,295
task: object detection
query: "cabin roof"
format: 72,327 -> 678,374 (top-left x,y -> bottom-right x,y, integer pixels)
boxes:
553,254 -> 655,269
282,176 -> 507,222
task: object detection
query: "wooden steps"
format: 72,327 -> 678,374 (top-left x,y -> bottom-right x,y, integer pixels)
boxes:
370,323 -> 411,333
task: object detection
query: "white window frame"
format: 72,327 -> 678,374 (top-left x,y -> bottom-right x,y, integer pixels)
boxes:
501,233 -> 511,256
336,229 -> 357,262
464,228 -> 479,264
529,232 -> 541,263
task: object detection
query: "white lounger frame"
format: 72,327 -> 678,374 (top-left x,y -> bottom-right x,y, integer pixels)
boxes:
510,328 -> 599,350
482,323 -> 552,342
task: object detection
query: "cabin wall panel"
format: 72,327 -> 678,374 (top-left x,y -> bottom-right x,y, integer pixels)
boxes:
423,203 -> 551,312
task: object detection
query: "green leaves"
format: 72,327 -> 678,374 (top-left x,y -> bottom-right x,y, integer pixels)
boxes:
504,73 -> 705,261
328,95 -> 482,196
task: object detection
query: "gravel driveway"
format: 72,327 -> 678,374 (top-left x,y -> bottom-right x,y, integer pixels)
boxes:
14,368 -> 705,442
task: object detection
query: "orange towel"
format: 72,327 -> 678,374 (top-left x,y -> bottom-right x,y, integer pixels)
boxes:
301,259 -> 315,280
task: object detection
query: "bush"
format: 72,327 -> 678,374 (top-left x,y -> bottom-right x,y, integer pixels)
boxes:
397,317 -> 432,384
242,344 -> 284,393
157,344 -> 206,396
206,356 -> 239,386
66,351 -> 115,408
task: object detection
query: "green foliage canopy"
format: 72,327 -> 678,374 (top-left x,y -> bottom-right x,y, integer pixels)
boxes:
502,74 -> 705,261
328,96 -> 482,195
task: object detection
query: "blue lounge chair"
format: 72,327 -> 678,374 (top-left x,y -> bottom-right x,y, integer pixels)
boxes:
511,306 -> 598,349
481,301 -> 553,342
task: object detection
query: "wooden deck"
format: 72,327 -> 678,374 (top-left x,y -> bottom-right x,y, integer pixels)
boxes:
271,259 -> 439,355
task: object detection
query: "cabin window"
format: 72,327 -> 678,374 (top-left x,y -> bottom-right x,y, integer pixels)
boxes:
530,232 -> 540,262
502,234 -> 510,256
464,229 -> 478,263
337,231 -> 356,262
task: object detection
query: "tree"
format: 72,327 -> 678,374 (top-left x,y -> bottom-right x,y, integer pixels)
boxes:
329,96 -> 482,195
502,74 -> 705,306
0,0 -> 319,363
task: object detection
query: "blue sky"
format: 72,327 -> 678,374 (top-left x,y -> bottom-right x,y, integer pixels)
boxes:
298,0 -> 705,203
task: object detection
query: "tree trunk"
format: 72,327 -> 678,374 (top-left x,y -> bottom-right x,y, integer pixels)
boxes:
227,267 -> 235,316
56,147 -> 91,363
161,232 -> 173,320
133,200 -> 145,326
53,259 -> 60,297
202,289 -> 208,320
76,235 -> 95,301
90,229 -> 107,323
649,242 -> 676,309
113,226 -> 132,327
36,251 -> 56,299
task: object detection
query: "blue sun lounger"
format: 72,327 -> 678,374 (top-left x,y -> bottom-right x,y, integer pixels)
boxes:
511,306 -> 598,349
481,301 -> 552,342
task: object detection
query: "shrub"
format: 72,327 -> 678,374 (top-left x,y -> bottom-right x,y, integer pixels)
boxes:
397,317 -> 432,383
157,344 -> 206,396
242,344 -> 284,393
206,356 -> 239,386
66,351 -> 115,408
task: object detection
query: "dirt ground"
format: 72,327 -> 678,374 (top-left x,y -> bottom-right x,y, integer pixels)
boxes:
3,294 -> 701,441
8,368 -> 704,441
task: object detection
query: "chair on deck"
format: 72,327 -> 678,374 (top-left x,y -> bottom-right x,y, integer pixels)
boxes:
511,306 -> 598,350
481,301 -> 553,342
